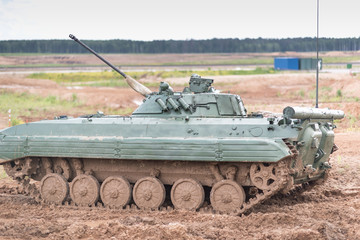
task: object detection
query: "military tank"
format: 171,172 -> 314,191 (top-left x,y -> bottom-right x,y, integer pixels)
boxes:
0,35 -> 345,215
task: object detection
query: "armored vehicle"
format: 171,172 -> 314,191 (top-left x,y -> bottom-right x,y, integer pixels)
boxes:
0,35 -> 344,214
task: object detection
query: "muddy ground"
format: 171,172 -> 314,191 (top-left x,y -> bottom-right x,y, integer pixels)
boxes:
0,132 -> 359,240
0,58 -> 359,239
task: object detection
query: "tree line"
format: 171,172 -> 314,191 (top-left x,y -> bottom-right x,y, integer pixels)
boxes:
0,37 -> 359,53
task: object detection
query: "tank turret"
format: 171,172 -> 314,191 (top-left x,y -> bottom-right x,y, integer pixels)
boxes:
130,74 -> 247,117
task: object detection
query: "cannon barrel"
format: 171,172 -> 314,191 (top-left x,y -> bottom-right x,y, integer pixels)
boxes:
283,106 -> 345,120
69,34 -> 152,97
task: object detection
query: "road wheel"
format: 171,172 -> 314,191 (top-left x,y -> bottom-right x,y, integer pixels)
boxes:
70,174 -> 100,206
40,173 -> 69,204
210,180 -> 245,213
133,177 -> 165,209
100,176 -> 131,208
171,178 -> 204,210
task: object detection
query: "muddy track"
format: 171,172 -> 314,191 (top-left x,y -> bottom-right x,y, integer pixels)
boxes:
0,175 -> 359,240
1,157 -> 291,218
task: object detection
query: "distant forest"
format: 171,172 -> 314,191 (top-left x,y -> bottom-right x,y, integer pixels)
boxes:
0,37 -> 360,53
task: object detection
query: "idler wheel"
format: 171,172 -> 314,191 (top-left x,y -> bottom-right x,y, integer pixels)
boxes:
210,180 -> 245,213
249,162 -> 280,191
3,158 -> 37,180
40,173 -> 69,204
133,177 -> 165,209
3,162 -> 21,179
170,178 -> 204,210
70,174 -> 100,206
100,176 -> 132,208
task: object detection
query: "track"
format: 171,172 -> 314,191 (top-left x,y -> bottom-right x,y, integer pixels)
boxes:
2,157 -> 294,217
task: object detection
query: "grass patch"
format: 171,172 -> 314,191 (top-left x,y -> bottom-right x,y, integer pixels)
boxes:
298,90 -> 305,98
153,67 -> 276,78
0,165 -> 7,179
0,53 -> 72,56
1,90 -> 83,125
0,90 -> 136,124
336,89 -> 342,98
28,68 -> 276,87
287,87 -> 359,104
321,86 -> 332,92
0,90 -> 82,120
0,64 -> 102,68
345,114 -> 360,128
29,71 -> 122,84
323,56 -> 360,63
11,117 -> 25,126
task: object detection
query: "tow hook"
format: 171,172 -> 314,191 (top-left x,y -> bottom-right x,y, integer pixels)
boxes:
320,162 -> 332,170
304,165 -> 316,174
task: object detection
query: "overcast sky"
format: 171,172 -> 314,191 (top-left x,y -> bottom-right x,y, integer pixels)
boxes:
0,0 -> 359,41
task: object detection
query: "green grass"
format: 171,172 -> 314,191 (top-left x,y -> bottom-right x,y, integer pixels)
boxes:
336,89 -> 343,98
298,90 -> 305,98
288,87 -> 359,104
152,68 -> 276,78
0,53 -> 60,56
29,71 -> 133,87
29,71 -> 122,83
323,56 -> 360,63
345,113 -> 360,128
0,90 -> 82,121
321,86 -> 332,92
0,53 -> 100,57
28,68 -> 276,87
0,90 -> 135,125
0,166 -> 7,179
0,64 -> 103,68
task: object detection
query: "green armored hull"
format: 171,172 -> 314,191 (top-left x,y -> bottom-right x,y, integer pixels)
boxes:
0,36 -> 345,214
0,116 -> 293,163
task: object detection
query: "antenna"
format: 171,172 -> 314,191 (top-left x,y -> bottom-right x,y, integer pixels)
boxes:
315,0 -> 319,108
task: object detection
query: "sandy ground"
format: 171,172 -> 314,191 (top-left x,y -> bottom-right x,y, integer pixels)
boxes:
0,59 -> 360,239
